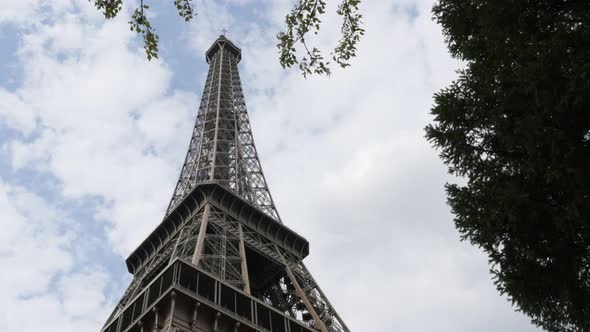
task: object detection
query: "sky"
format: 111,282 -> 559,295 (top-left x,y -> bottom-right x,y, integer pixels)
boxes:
0,1 -> 542,331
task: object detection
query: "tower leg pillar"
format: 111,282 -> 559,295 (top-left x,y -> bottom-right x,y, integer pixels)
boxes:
192,204 -> 211,266
238,223 -> 251,294
285,266 -> 329,332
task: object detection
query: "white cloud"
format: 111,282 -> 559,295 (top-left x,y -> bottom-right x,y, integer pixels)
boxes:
0,3 -> 193,328
0,182 -> 73,298
0,179 -> 111,331
186,0 -> 238,52
0,0 -> 75,26
3,1 -> 197,255
59,270 -> 110,318
0,0 -> 44,24
0,0 -> 542,331
0,88 -> 36,134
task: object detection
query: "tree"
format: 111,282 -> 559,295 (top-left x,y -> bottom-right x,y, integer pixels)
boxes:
90,0 -> 364,77
425,1 -> 590,331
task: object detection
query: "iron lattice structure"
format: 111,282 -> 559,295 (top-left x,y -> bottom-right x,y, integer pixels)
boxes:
166,39 -> 280,221
102,36 -> 349,332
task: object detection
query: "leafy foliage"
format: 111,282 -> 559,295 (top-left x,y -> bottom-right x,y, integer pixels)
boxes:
92,0 -> 364,76
426,1 -> 590,331
91,0 -> 194,60
175,0 -> 194,22
93,0 -> 123,19
129,4 -> 159,60
277,0 -> 365,77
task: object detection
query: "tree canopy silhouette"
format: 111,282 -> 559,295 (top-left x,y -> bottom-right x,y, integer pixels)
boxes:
426,1 -> 590,331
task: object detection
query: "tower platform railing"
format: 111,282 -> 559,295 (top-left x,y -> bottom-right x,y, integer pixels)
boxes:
103,258 -> 317,332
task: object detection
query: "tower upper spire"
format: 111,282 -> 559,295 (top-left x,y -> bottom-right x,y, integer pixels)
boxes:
167,36 -> 280,221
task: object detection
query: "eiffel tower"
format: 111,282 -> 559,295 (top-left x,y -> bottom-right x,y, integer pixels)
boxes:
101,36 -> 350,332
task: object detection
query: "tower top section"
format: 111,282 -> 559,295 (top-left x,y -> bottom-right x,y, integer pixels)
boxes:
166,33 -> 281,222
205,35 -> 241,64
